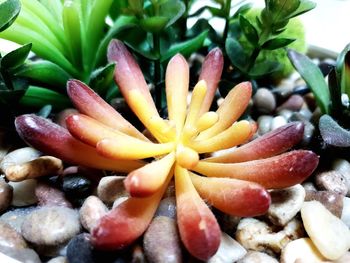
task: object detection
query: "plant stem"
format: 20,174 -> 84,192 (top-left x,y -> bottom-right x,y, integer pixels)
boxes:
223,0 -> 232,43
153,33 -> 162,110
245,47 -> 260,73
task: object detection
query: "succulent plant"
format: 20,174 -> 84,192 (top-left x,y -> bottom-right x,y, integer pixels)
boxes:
15,40 -> 319,260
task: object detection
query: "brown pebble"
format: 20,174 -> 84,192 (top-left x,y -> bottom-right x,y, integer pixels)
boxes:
305,190 -> 343,217
315,170 -> 348,196
0,178 -> 13,213
35,182 -> 72,208
5,156 -> 63,182
0,221 -> 27,249
277,94 -> 304,112
79,196 -> 108,232
143,216 -> 182,263
97,176 -> 126,204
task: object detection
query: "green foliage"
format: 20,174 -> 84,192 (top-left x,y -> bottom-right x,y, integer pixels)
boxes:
0,0 -> 20,31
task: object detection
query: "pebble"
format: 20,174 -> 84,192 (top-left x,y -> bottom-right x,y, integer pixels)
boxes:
267,185 -> 305,226
0,244 -> 41,263
273,80 -> 294,100
143,216 -> 182,263
216,213 -> 241,235
0,147 -> 41,172
97,176 -> 126,204
155,197 -> 176,219
113,195 -> 129,209
341,197 -> 350,228
332,158 -> 350,196
47,256 -> 68,263
79,196 -> 108,232
235,218 -> 304,254
299,108 -> 313,121
333,252 -> 350,263
0,221 -> 27,249
66,233 -> 94,263
0,206 -> 38,233
277,95 -> 304,112
271,116 -> 287,131
253,88 -> 276,114
131,244 -> 147,263
62,175 -> 92,198
21,206 -> 80,246
301,201 -> 350,260
257,115 -> 273,135
302,182 -> 317,191
305,190 -> 343,217
35,182 -> 72,208
5,156 -> 63,182
9,179 -> 38,207
277,109 -> 293,120
208,232 -> 246,263
315,170 -> 348,196
55,108 -> 79,128
237,251 -> 278,263
293,85 -> 309,96
301,121 -> 315,145
280,238 -> 327,263
0,178 -> 13,213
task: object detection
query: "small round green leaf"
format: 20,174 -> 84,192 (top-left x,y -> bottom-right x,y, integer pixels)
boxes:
0,0 -> 21,32
139,16 -> 169,33
239,15 -> 259,45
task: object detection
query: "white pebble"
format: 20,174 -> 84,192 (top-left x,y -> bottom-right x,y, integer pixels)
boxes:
271,116 -> 287,131
9,179 -> 38,207
280,238 -> 327,263
208,232 -> 246,263
0,147 -> 41,172
301,201 -> 350,260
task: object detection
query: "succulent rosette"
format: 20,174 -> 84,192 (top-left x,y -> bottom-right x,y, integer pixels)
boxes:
15,40 -> 319,260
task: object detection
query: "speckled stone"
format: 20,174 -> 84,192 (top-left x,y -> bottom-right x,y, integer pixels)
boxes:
237,251 -> 278,263
0,206 -> 38,233
315,170 -> 348,196
21,206 -> 80,246
305,190 -> 343,217
79,196 -> 108,232
0,221 -> 27,249
155,197 -> 176,219
97,176 -> 126,204
35,182 -> 72,208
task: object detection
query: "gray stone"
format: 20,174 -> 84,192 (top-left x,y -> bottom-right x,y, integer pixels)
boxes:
315,170 -> 348,196
271,116 -> 287,131
97,176 -> 126,204
277,109 -> 293,120
143,216 -> 182,263
0,221 -> 27,249
267,185 -> 305,226
21,206 -> 80,246
0,206 -> 38,233
47,257 -> 67,263
253,88 -> 276,114
79,196 -> 108,232
341,197 -> 350,228
0,178 -> 12,213
277,95 -> 304,112
155,197 -> 176,219
9,179 -> 38,207
332,158 -> 350,196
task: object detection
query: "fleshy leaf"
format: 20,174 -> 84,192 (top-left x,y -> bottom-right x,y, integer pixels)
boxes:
67,79 -> 148,141
190,172 -> 271,217
175,166 -> 221,260
193,150 -> 319,189
197,82 -> 252,140
319,114 -> 350,147
206,122 -> 304,163
124,152 -> 175,197
15,114 -> 144,171
198,47 -> 224,115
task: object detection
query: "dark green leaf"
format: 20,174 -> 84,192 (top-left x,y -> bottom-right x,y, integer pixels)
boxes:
231,3 -> 253,19
89,63 -> 116,97
0,89 -> 25,105
188,6 -> 207,17
267,0 -> 300,23
19,86 -> 71,110
336,43 -> 350,94
128,0 -> 144,13
261,37 -> 295,50
139,16 -> 169,33
1,43 -> 32,70
286,0 -> 316,19
123,28 -> 158,60
110,0 -> 129,19
13,60 -> 70,91
341,51 -> 350,97
239,15 -> 258,45
160,30 -> 208,62
225,38 -> 247,72
319,114 -> 350,147
37,104 -> 52,118
288,49 -> 330,114
328,68 -> 342,118
159,0 -> 185,28
249,60 -> 282,77
208,6 -> 225,17
186,18 -> 220,44
0,0 -> 21,32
